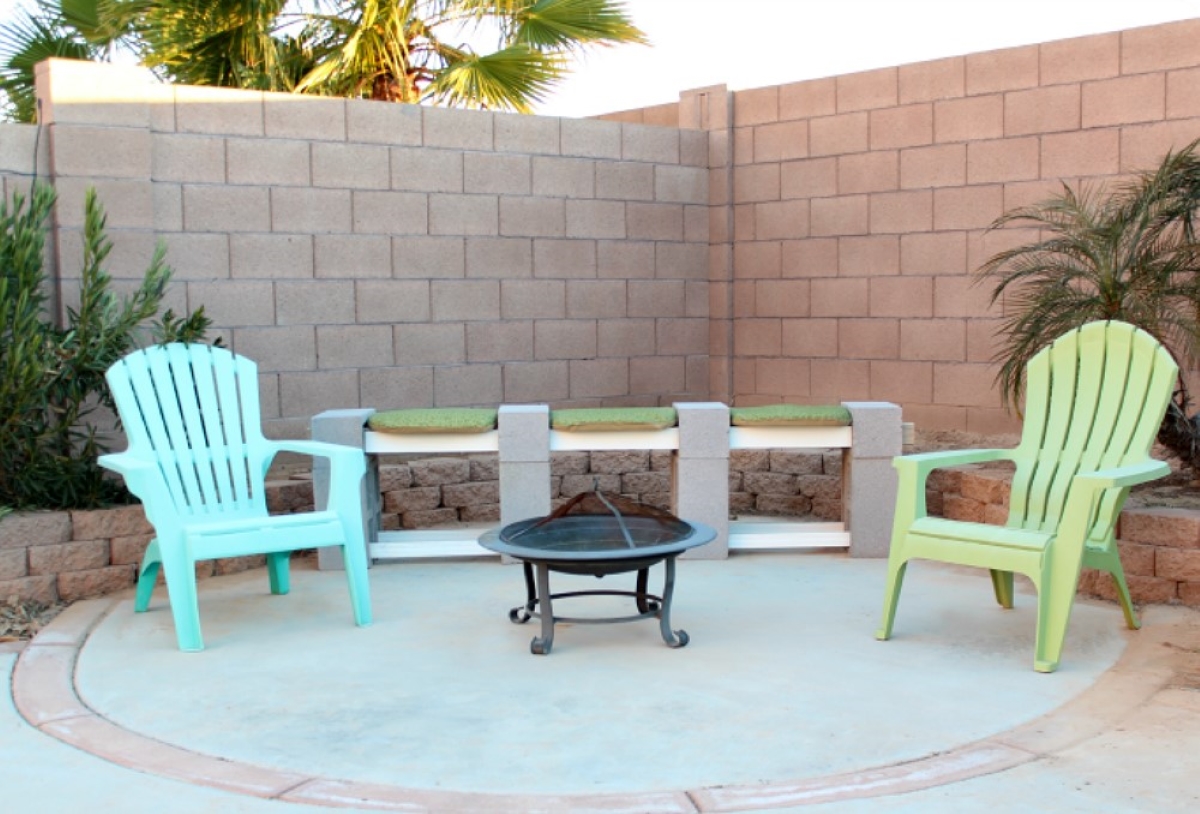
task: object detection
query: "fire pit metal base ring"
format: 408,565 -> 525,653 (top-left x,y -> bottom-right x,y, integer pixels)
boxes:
508,558 -> 686,655
478,518 -> 716,655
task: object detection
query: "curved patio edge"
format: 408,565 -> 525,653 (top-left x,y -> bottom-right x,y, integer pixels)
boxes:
9,596 -> 1194,813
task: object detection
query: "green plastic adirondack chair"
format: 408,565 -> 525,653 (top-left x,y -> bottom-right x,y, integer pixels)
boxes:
99,343 -> 372,652
876,321 -> 1177,672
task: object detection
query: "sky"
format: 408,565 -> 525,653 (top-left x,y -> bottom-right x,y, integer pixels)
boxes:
534,0 -> 1200,117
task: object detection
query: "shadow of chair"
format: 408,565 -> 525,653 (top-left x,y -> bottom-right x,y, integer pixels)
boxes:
876,321 -> 1177,672
100,343 -> 371,651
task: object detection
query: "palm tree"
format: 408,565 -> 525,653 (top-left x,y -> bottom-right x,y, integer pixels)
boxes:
978,138 -> 1200,468
294,0 -> 647,111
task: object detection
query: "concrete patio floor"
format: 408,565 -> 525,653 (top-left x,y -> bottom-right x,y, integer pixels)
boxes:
5,552 -> 1200,812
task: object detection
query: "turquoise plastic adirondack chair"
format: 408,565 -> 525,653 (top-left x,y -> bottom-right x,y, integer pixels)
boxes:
876,321 -> 1177,672
99,343 -> 372,651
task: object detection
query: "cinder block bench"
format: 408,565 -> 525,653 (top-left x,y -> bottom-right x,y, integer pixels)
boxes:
311,400 -> 900,567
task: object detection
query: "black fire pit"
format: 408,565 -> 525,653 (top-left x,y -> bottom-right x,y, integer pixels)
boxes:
478,491 -> 716,654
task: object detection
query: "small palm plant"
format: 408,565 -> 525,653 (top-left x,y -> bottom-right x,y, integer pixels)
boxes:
978,139 -> 1200,469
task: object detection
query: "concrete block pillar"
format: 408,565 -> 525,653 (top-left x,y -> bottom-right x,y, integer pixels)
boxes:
311,408 -> 376,571
674,402 -> 730,559
842,402 -> 903,558
498,404 -> 551,526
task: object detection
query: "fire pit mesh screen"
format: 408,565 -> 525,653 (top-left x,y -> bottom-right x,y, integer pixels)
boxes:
502,490 -> 691,550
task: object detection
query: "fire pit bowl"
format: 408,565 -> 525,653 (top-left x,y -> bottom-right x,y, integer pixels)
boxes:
478,492 -> 716,655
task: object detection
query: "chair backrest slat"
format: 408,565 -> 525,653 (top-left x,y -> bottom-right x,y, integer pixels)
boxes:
107,344 -> 269,519
1007,322 -> 1177,540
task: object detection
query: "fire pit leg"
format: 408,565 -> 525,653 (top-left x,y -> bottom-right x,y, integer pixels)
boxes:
508,562 -> 537,624
635,568 -> 660,613
659,556 -> 689,648
530,563 -> 555,655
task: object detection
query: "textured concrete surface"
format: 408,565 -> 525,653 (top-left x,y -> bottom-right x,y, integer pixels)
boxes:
6,552 -> 1200,812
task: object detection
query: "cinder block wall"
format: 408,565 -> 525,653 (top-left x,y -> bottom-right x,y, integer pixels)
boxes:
29,59 -> 710,438
609,18 -> 1200,434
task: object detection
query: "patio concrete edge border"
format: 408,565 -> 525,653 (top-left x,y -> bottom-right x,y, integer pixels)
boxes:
9,599 -> 1191,812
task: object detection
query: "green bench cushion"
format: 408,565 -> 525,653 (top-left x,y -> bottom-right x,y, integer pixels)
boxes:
550,407 -> 678,432
729,404 -> 852,427
368,407 -> 498,434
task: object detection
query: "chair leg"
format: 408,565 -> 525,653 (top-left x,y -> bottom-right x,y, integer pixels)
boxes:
266,552 -> 291,595
1086,547 -> 1141,631
990,569 -> 1015,609
134,539 -> 162,613
162,556 -> 205,652
342,530 -> 373,628
1033,582 -> 1076,674
875,558 -> 908,641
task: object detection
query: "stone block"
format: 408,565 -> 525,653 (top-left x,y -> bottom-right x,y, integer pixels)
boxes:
434,364 -> 503,406
566,280 -> 626,319
279,369 -> 361,416
756,494 -> 812,515
499,197 -> 565,238
69,505 -> 151,540
561,118 -> 622,159
276,280 -> 355,325
465,153 -> 531,194
1115,541 -> 1156,577
0,549 -> 27,580
934,96 -> 1003,143
403,510 -> 460,530
184,185 -> 271,233
392,147 -> 463,192
494,112 -> 560,154
467,321 -> 534,362
316,234 -> 392,279
394,323 -> 465,365
598,240 -> 655,279
1156,548 -> 1200,582
534,238 -> 597,279
0,513 -> 70,552
770,451 -> 825,475
352,190 -> 428,235
655,165 -> 707,204
588,450 -> 650,474
1041,33 -> 1119,84
561,473 -> 621,496
0,575 -> 57,604
312,142 -> 390,189
622,123 -> 679,163
346,99 -> 422,145
272,187 -> 352,234
423,106 -> 492,151
596,318 -> 654,357
231,326 -> 317,371
630,357 -> 685,395
1121,507 -> 1200,549
627,281 -> 685,318
965,44 -> 1038,95
230,233 -> 314,279
442,481 -> 499,508
568,358 -> 628,399
51,177 -> 154,229
843,455 -> 898,558
1082,74 -> 1165,129
36,59 -> 154,128
157,232 -> 228,279
393,236 -> 465,279
356,279 -> 430,323
379,465 -> 413,492
469,455 -> 499,481
533,156 -> 595,199
431,280 -> 500,321
500,279 -> 565,319
1041,130 -> 1120,179
213,554 -> 268,576
264,93 -> 345,141
384,487 -> 442,513
56,566 -> 133,605
656,319 -> 708,356
265,480 -> 313,513
622,471 -> 671,494
810,195 -> 868,237
673,456 -> 729,558
565,200 -> 626,239
317,325 -> 394,369
226,137 -> 310,185
429,194 -> 499,236
502,361 -> 569,402
29,540 -> 109,575
174,84 -> 264,136
361,366 -> 434,409
52,124 -> 150,179
596,161 -> 655,201
900,144 -> 966,189
460,504 -> 500,523
744,471 -> 798,495
626,202 -> 684,241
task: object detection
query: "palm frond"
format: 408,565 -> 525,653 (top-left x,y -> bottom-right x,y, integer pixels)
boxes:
426,42 -> 560,110
511,0 -> 647,51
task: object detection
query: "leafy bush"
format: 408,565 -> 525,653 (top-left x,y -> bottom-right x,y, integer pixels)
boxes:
0,182 -> 214,510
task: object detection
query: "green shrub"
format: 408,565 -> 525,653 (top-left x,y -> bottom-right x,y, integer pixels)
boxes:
0,182 -> 215,510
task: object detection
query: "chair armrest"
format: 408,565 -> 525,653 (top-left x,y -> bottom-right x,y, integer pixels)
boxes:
891,448 -> 1016,528
894,448 -> 1015,482
267,440 -> 366,512
1073,460 -> 1171,490
97,453 -> 174,520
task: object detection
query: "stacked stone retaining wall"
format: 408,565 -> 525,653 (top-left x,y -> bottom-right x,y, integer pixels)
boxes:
5,456 -> 1197,608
